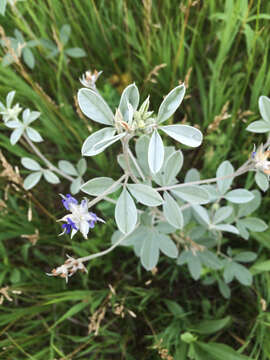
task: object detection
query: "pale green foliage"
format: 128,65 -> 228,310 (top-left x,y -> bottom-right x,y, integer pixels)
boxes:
1,77 -> 270,300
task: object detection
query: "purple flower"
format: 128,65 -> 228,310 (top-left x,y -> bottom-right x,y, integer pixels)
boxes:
62,194 -> 78,211
62,218 -> 78,234
59,194 -> 105,238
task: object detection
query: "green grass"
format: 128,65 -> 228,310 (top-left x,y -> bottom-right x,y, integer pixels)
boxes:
1,0 -> 270,358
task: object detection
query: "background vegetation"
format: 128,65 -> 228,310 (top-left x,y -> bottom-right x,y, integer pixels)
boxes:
1,0 -> 270,358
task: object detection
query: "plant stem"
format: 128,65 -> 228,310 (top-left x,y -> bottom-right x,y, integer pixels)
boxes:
156,162 -> 252,192
127,148 -> 145,181
23,134 -> 74,182
121,135 -> 140,184
79,225 -> 139,263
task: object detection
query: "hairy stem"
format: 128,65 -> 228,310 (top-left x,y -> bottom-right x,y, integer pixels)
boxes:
79,225 -> 139,263
127,148 -> 145,181
23,134 -> 74,182
121,135 -> 140,184
156,162 -> 253,192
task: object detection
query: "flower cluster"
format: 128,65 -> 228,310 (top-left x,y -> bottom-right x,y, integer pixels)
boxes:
0,91 -> 22,123
59,194 -> 105,239
79,69 -> 102,91
252,144 -> 270,176
46,255 -> 87,283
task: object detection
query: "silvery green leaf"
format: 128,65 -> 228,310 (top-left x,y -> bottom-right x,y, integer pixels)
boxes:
259,95 -> 270,122
2,53 -> 14,67
135,135 -> 150,177
187,255 -> 202,280
117,154 -> 140,178
6,90 -> 15,107
5,119 -> 21,128
60,24 -> 71,45
160,125 -> 203,147
238,217 -> 267,232
223,262 -> 235,283
171,185 -> 209,204
185,168 -> 200,182
234,252 -> 257,263
200,185 -> 219,202
246,120 -> 270,133
238,190 -> 261,217
198,250 -> 223,269
115,188 -> 137,234
158,233 -> 178,258
43,170 -> 60,184
127,184 -> 163,206
27,40 -> 39,48
78,88 -> 114,125
0,0 -> 7,15
21,157 -> 41,171
217,279 -> 231,299
163,192 -> 183,229
26,127 -> 43,142
58,160 -> 78,176
214,224 -> 239,234
111,226 -> 145,247
76,158 -> 87,176
177,250 -> 192,265
156,222 -> 176,234
23,110 -> 40,124
65,47 -> 86,58
15,29 -> 24,42
119,83 -> 140,122
233,263 -> 252,286
224,189 -> 254,203
127,102 -> 134,125
81,127 -> 115,156
148,129 -> 164,174
22,47 -> 35,69
157,84 -> 185,123
192,205 -> 210,225
140,231 -> 159,270
81,177 -> 121,196
70,177 -> 82,194
163,150 -> 183,184
188,226 -> 206,240
10,127 -> 24,145
255,171 -> 269,192
213,206 -> 233,224
236,220 -> 249,240
23,171 -> 42,190
92,132 -> 125,153
216,161 -> 234,194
